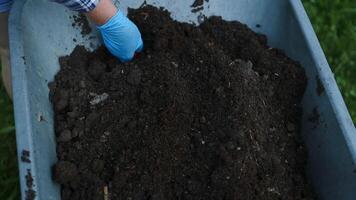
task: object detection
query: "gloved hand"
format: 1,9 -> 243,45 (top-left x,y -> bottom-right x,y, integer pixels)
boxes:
98,10 -> 143,62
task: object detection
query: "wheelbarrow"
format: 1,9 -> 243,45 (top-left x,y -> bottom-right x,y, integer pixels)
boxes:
8,0 -> 356,199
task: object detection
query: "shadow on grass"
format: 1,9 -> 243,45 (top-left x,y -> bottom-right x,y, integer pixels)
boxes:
0,62 -> 20,200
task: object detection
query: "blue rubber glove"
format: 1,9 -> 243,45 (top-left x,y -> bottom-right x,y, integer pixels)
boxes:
98,10 -> 143,62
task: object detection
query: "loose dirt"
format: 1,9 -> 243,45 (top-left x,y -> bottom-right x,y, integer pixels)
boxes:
72,14 -> 92,36
50,6 -> 314,200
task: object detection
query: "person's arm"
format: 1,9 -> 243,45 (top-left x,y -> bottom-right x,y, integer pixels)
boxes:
86,0 -> 116,25
54,0 -> 143,62
0,0 -> 13,12
52,0 -> 99,13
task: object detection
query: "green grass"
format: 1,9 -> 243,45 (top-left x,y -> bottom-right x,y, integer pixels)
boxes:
303,0 -> 356,123
0,62 -> 20,199
0,1 -> 355,199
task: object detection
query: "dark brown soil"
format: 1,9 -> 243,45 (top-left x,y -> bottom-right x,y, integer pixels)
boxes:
316,76 -> 325,96
21,149 -> 31,163
72,14 -> 92,36
191,0 -> 204,7
25,169 -> 35,200
50,6 -> 314,200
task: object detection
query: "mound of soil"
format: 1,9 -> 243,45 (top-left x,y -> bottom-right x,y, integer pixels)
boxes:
50,6 -> 314,200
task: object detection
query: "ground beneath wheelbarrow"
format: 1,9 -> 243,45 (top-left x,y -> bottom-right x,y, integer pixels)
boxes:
50,6 -> 315,200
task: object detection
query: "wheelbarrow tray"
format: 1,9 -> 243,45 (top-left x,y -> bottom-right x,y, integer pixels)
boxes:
9,0 -> 356,199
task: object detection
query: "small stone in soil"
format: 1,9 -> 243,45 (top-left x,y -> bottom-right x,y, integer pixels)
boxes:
90,93 -> 109,105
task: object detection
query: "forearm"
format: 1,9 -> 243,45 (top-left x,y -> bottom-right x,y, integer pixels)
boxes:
86,0 -> 117,25
52,0 -> 99,12
0,0 -> 13,12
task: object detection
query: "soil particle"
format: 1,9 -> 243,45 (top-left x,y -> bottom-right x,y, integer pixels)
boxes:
57,129 -> 72,142
286,122 -> 296,132
126,67 -> 142,85
90,93 -> 109,105
88,58 -> 106,81
191,0 -> 204,7
191,6 -> 204,13
308,107 -> 320,129
316,75 -> 325,96
53,161 -> 79,184
37,112 -> 47,122
72,14 -> 92,36
22,56 -> 26,64
25,169 -> 36,200
91,159 -> 105,173
191,0 -> 208,13
54,89 -> 69,112
51,6 -> 314,200
21,150 -> 31,163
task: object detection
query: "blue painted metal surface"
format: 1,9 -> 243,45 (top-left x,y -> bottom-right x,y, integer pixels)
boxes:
9,0 -> 356,199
